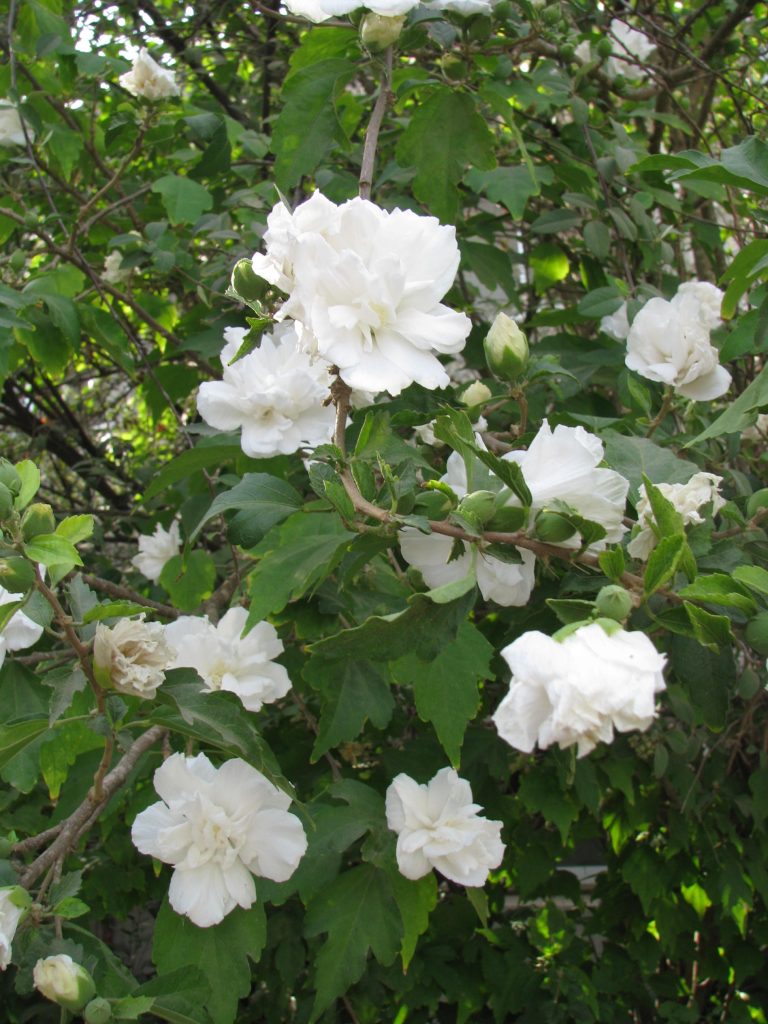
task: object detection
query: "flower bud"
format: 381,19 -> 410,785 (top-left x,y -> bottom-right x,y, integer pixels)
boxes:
85,997 -> 113,1024
457,490 -> 497,526
0,483 -> 14,520
595,584 -> 633,622
360,13 -> 405,50
483,313 -> 529,381
459,381 -> 492,408
747,487 -> 768,519
33,955 -> 96,1011
532,509 -> 578,543
231,259 -> 266,303
0,459 -> 22,496
746,612 -> 768,656
20,502 -> 55,541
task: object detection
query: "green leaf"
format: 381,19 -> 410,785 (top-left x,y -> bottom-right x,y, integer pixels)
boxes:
151,175 -> 214,226
191,473 -> 302,544
23,533 -> 82,569
52,897 -> 90,919
396,87 -> 496,223
678,575 -> 757,616
159,550 -> 216,612
0,717 -> 49,771
422,571 -> 477,605
40,720 -> 103,799
144,444 -> 245,499
641,475 -> 684,537
272,59 -> 356,190
474,449 -> 532,506
603,432 -> 699,501
396,621 -> 493,766
153,900 -> 266,1024
82,601 -> 150,623
390,871 -> 437,972
578,286 -> 624,319
691,365 -> 768,444
684,602 -> 734,652
598,546 -> 626,582
245,512 -> 354,629
56,514 -> 94,544
519,770 -> 579,843
465,164 -> 544,219
151,682 -> 287,786
304,658 -> 394,760
529,242 -> 569,292
14,460 -> 41,510
670,635 -> 732,727
732,565 -> 768,598
644,534 -> 685,596
308,590 -> 475,664
303,864 -> 401,1021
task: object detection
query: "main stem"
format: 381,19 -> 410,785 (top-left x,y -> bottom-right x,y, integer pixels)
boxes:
359,47 -> 393,200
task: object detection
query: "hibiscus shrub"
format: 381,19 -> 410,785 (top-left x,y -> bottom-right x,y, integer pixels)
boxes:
1,1 -> 768,1022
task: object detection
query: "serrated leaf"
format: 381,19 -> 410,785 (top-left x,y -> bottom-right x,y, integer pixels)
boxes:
83,601 -> 150,623
144,444 -> 245,499
190,473 -> 302,544
598,546 -> 626,582
678,575 -> 757,615
151,175 -> 213,226
684,602 -> 734,652
304,659 -> 394,760
23,533 -> 82,569
396,87 -> 496,223
395,621 -> 493,765
153,900 -> 266,1024
0,717 -> 49,770
390,871 -> 437,971
303,864 -> 401,1021
159,550 -> 216,612
644,534 -> 685,596
641,475 -> 684,537
55,514 -> 94,544
733,565 -> 768,597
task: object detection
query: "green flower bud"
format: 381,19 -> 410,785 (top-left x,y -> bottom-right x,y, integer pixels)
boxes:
0,459 -> 22,496
459,380 -> 492,408
0,483 -> 14,520
483,313 -> 529,381
230,259 -> 266,304
533,509 -> 578,543
596,36 -> 614,59
9,250 -> 26,273
746,612 -> 768,656
33,955 -> 96,1012
85,997 -> 113,1024
595,584 -> 633,622
21,502 -> 56,541
747,487 -> 768,519
360,13 -> 405,50
0,557 -> 36,592
457,490 -> 498,526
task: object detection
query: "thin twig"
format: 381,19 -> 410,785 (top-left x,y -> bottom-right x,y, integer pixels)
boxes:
359,47 -> 393,201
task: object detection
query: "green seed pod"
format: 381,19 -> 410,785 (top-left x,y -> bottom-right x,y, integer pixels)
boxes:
745,612 -> 768,656
747,487 -> 768,519
483,313 -> 529,381
595,584 -> 633,622
0,458 -> 22,496
21,502 -> 56,541
533,510 -> 578,544
457,490 -> 498,526
84,998 -> 113,1024
231,259 -> 267,303
361,13 -> 405,49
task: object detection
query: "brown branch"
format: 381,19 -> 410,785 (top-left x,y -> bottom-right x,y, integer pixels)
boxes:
82,574 -> 179,620
20,725 -> 166,889
359,47 -> 393,201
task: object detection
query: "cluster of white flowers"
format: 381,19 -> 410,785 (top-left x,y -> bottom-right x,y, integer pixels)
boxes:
626,281 -> 731,400
132,752 -> 307,926
93,615 -> 171,699
0,888 -> 26,970
0,587 -> 43,670
119,48 -> 180,100
197,324 -> 336,457
493,622 -> 667,757
251,191 -> 471,396
0,103 -> 29,147
131,520 -> 181,582
282,0 -> 493,25
628,472 -> 725,561
385,768 -> 504,886
165,606 -> 292,712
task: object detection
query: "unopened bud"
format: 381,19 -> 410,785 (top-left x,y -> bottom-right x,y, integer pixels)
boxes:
746,612 -> 768,656
595,584 -> 633,622
33,955 -> 96,1012
361,13 -> 405,50
21,502 -> 55,541
747,487 -> 768,519
483,313 -> 529,381
457,490 -> 497,526
532,509 -> 577,544
0,459 -> 22,496
85,997 -> 113,1024
231,259 -> 266,303
460,381 -> 492,408
0,557 -> 36,591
